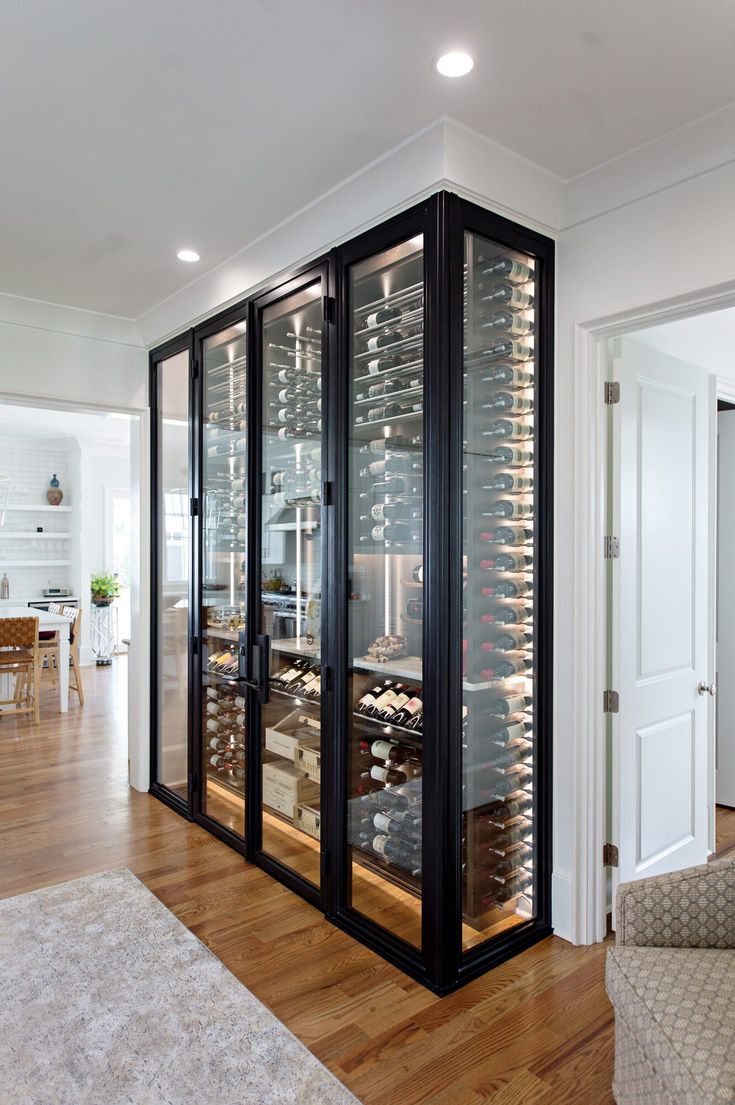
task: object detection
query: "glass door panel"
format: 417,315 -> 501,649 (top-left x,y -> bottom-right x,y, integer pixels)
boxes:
461,233 -> 537,950
346,236 -> 424,949
155,348 -> 190,800
260,280 -> 324,887
201,321 -> 248,838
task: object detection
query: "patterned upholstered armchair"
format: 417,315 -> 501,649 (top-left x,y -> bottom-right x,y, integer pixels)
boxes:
606,858 -> 735,1104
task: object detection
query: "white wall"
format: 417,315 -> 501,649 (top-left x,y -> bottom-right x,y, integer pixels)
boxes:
78,444 -> 131,663
555,154 -> 735,942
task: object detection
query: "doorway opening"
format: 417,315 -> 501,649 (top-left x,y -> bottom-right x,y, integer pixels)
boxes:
603,308 -> 735,928
0,398 -> 140,783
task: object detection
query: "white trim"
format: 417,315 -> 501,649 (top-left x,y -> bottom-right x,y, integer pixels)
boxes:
574,279 -> 735,944
716,377 -> 735,404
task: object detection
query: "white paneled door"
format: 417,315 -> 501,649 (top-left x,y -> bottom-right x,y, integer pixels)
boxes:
717,409 -> 735,807
612,339 -> 713,915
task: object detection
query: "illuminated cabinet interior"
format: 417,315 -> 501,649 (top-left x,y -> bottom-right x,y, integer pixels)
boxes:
150,192 -> 553,993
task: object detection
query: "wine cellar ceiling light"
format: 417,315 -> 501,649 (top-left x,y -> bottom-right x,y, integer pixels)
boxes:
177,249 -> 200,263
435,51 -> 474,78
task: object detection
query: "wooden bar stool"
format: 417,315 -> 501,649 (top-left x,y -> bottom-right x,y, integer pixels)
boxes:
62,606 -> 84,706
40,606 -> 84,707
0,616 -> 41,723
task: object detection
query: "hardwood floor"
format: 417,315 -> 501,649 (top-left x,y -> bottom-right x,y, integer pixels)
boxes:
0,661 -> 618,1105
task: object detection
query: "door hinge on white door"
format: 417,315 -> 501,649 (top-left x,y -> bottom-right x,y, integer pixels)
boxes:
604,381 -> 620,405
604,535 -> 620,559
603,843 -> 619,867
603,689 -> 619,713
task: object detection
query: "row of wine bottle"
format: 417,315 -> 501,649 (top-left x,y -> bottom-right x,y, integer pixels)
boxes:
354,680 -> 424,731
271,659 -> 322,700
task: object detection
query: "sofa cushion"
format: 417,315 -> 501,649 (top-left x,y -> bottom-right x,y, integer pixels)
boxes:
607,946 -> 735,1104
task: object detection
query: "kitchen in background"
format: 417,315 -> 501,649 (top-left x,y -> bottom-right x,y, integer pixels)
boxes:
0,404 -> 132,665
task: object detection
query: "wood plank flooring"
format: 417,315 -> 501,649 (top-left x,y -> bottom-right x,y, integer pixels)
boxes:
2,662 -> 730,1104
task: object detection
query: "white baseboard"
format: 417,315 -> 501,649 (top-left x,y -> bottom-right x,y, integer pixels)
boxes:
551,868 -> 574,944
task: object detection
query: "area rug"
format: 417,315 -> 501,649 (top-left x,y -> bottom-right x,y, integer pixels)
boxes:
0,868 -> 361,1105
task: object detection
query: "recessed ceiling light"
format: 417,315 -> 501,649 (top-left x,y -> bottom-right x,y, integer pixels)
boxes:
177,249 -> 200,263
435,50 -> 474,78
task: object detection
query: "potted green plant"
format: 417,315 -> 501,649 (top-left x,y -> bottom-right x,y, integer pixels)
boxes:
90,571 -> 121,607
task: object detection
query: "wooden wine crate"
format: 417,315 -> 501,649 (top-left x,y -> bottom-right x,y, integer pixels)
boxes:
262,761 -> 320,818
294,801 -> 321,840
297,743 -> 321,783
265,708 -> 320,766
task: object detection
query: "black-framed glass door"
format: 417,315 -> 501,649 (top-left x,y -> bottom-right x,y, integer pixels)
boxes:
253,264 -> 331,893
150,337 -> 193,811
453,197 -> 553,979
195,311 -> 249,842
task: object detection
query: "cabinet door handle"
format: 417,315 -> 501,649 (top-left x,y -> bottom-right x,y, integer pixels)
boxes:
697,681 -> 717,697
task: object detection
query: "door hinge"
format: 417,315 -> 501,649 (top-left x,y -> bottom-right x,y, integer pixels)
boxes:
190,358 -> 199,380
321,480 -> 333,506
603,689 -> 619,713
190,497 -> 199,516
603,843 -> 619,867
604,381 -> 620,405
604,535 -> 620,559
189,635 -> 199,655
322,295 -> 336,324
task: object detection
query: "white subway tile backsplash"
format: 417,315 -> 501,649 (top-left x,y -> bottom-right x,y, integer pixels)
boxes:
0,441 -> 74,600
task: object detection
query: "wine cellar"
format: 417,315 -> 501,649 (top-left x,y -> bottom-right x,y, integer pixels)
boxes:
150,192 -> 553,993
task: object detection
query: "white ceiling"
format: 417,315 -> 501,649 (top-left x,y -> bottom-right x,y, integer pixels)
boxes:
2,0 -> 735,317
0,403 -> 132,448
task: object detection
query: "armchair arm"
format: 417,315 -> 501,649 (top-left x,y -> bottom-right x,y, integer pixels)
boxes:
616,858 -> 735,948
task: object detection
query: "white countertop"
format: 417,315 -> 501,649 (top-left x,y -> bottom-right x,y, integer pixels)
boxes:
0,595 -> 80,606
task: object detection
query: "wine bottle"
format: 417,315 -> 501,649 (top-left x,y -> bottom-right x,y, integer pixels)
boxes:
372,833 -> 421,867
370,475 -> 423,497
480,629 -> 533,652
488,392 -> 533,413
480,283 -> 534,310
482,500 -> 533,520
368,764 -> 418,786
478,527 -> 533,547
482,312 -> 534,337
485,721 -> 533,747
355,683 -> 387,714
479,257 -> 534,285
480,793 -> 533,825
390,693 -> 423,727
372,684 -> 410,718
364,682 -> 397,717
482,604 -> 533,626
482,339 -> 533,362
475,824 -> 532,852
366,331 -> 404,352
365,305 -> 402,328
366,354 -> 403,375
207,436 -> 247,457
493,579 -> 532,598
370,739 -> 412,763
480,364 -> 533,387
362,435 -> 414,455
478,657 -> 530,680
482,418 -> 533,440
484,695 -> 531,718
487,473 -> 533,492
486,445 -> 534,466
370,501 -> 421,524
